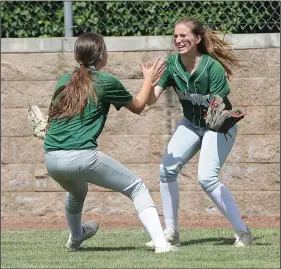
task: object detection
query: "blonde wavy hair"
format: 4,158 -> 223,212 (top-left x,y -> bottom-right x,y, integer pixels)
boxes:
175,17 -> 241,80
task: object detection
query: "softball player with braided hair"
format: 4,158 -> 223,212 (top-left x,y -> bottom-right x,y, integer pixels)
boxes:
145,17 -> 253,248
44,32 -> 178,253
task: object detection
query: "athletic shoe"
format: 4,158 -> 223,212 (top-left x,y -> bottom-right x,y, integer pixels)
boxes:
164,229 -> 181,246
66,220 -> 99,251
145,229 -> 181,249
154,242 -> 179,253
234,226 -> 253,247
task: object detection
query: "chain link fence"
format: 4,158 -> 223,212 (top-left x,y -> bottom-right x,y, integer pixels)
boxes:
1,1 -> 280,38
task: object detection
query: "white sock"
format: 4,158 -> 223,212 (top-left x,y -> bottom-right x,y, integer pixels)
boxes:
138,206 -> 167,248
65,211 -> 83,240
160,181 -> 179,233
207,184 -> 247,233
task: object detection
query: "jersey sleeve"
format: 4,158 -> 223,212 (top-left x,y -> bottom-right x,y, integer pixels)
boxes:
157,57 -> 174,89
99,74 -> 133,111
209,61 -> 230,100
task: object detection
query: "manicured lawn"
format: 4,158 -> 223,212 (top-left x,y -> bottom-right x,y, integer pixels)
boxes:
1,228 -> 279,268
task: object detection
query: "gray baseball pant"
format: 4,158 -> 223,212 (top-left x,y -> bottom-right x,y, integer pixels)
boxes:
44,149 -> 155,215
160,117 -> 237,191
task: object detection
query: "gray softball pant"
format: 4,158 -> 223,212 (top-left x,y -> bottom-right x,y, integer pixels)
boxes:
44,149 -> 155,215
160,118 -> 237,192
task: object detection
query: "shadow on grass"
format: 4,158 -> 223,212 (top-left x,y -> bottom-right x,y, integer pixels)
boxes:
181,236 -> 267,246
76,246 -> 138,252
71,236 -> 270,252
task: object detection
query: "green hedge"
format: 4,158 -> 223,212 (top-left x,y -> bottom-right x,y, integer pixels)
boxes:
1,1 -> 280,38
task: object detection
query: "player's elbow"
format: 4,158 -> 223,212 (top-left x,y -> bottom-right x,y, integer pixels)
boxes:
134,109 -> 143,115
131,106 -> 143,114
125,100 -> 145,115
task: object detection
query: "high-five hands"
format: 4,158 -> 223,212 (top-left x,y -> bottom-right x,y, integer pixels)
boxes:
141,57 -> 166,87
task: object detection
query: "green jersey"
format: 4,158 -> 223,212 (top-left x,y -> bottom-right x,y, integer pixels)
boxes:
158,53 -> 232,127
44,71 -> 133,150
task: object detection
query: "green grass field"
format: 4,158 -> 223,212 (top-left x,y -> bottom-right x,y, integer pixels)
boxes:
1,228 -> 279,268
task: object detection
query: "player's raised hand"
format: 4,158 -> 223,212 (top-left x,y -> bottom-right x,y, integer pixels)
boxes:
141,57 -> 166,87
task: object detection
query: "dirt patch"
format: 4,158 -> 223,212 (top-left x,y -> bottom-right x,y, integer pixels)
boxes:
1,215 -> 279,230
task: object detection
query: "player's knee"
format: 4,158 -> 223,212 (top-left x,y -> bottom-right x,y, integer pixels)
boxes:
123,180 -> 146,201
122,177 -> 142,199
198,173 -> 220,192
159,163 -> 180,183
65,188 -> 88,214
124,181 -> 155,214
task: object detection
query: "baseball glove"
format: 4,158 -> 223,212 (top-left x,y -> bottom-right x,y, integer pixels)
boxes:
205,95 -> 246,134
28,104 -> 48,140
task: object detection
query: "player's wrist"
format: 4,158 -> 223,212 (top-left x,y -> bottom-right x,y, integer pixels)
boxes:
143,76 -> 153,82
143,77 -> 153,86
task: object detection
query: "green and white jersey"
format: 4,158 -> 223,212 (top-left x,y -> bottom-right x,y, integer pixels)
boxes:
158,53 -> 232,127
44,71 -> 133,150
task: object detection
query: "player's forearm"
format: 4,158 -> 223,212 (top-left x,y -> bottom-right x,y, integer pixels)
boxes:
147,90 -> 157,106
132,78 -> 153,114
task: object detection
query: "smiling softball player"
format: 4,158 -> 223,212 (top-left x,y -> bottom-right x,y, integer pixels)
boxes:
42,32 -> 178,253
145,17 -> 253,248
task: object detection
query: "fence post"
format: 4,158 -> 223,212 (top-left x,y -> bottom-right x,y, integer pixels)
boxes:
64,1 -> 73,37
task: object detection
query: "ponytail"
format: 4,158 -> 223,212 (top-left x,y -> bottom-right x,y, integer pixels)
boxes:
48,65 -> 98,120
175,17 -> 241,80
